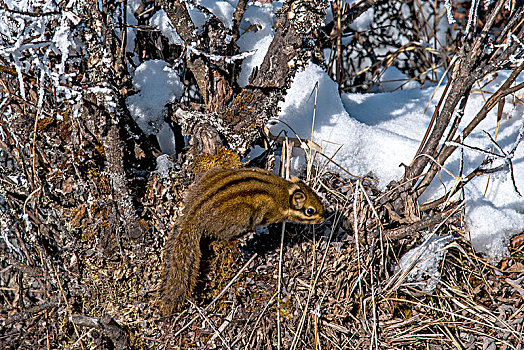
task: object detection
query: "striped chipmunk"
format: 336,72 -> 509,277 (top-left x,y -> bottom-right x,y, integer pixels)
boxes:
159,167 -> 324,314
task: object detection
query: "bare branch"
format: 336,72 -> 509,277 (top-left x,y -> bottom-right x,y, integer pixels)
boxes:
421,118 -> 524,210
416,61 -> 524,197
231,0 -> 249,43
72,315 -> 131,349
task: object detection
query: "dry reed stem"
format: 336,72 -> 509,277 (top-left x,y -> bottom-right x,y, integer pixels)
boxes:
172,252 -> 258,338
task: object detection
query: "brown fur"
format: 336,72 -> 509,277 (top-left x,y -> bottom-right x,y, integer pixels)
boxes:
159,168 -> 324,315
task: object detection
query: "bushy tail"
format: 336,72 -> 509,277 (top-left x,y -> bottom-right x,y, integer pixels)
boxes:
159,224 -> 202,315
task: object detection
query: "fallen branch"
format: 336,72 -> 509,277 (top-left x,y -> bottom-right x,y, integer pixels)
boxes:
72,315 -> 131,350
384,203 -> 462,241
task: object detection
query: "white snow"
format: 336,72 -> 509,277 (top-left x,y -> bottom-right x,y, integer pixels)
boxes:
348,6 -> 374,32
1,0 -> 80,100
324,1 -> 370,31
125,0 -> 141,57
269,63 -> 421,187
157,122 -> 178,155
150,10 -> 184,45
51,20 -> 73,75
200,0 -> 236,29
155,154 -> 175,178
187,2 -> 208,31
398,233 -> 452,292
466,203 -> 522,262
269,62 -> 524,265
236,2 -> 281,86
126,60 -> 184,154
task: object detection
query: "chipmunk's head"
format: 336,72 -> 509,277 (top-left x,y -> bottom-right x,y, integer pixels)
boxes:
286,177 -> 325,224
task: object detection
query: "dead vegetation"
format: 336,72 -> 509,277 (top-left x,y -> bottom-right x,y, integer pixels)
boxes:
1,0 -> 524,349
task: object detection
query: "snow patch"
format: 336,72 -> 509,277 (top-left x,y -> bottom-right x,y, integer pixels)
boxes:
270,62 -> 419,188
466,202 -> 523,263
200,0 -> 235,29
269,62 -> 524,263
126,60 -> 183,153
155,154 -> 175,178
150,10 -> 184,45
237,2 -> 278,86
398,233 -> 452,292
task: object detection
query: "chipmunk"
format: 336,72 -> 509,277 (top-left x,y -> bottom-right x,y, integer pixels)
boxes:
159,167 -> 324,315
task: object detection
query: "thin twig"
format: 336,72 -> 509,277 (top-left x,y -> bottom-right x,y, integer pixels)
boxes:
52,264 -> 85,350
173,253 -> 258,338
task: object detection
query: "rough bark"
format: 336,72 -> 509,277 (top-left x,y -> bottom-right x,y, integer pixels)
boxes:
155,0 -> 235,112
170,0 -> 330,155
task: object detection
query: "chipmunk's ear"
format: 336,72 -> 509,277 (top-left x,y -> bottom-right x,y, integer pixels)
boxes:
290,176 -> 301,183
291,190 -> 306,209
288,182 -> 301,195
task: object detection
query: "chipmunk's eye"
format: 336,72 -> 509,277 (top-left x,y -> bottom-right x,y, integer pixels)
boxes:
305,207 -> 316,216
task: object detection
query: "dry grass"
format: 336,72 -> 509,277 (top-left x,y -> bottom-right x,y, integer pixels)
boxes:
152,161 -> 524,349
